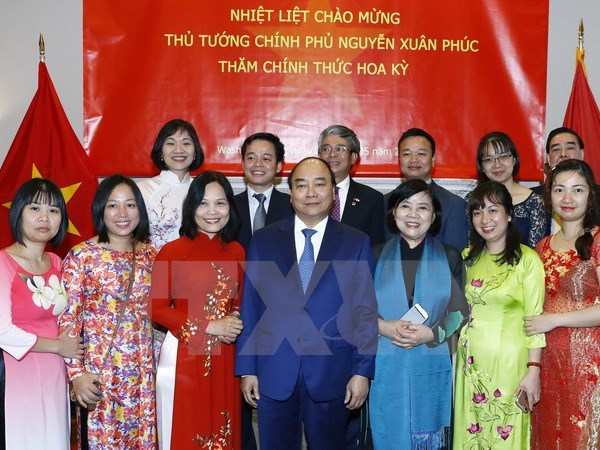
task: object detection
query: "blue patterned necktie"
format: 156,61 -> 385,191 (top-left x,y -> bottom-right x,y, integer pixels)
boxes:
299,228 -> 317,293
253,193 -> 267,233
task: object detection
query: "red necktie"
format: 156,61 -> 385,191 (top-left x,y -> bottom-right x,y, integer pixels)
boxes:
330,186 -> 341,221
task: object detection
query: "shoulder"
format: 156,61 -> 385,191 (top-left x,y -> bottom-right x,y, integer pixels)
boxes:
441,241 -> 462,262
535,235 -> 551,254
137,242 -> 158,260
519,244 -> 544,266
46,251 -> 63,268
349,179 -> 383,198
332,219 -> 369,241
530,184 -> 545,197
234,190 -> 247,201
523,190 -> 544,207
271,188 -> 291,202
430,181 -> 465,204
155,236 -> 189,260
254,218 -> 290,239
0,249 -> 14,268
136,176 -> 161,195
67,240 -> 95,258
225,240 -> 246,259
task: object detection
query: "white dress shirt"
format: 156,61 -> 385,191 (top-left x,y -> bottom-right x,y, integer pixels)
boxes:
294,216 -> 328,263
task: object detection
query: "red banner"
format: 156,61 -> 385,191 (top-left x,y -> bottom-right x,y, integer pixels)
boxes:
84,0 -> 549,179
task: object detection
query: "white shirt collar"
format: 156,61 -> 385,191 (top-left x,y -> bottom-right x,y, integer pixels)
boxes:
336,175 -> 351,191
247,185 -> 274,202
294,215 -> 328,234
159,170 -> 191,185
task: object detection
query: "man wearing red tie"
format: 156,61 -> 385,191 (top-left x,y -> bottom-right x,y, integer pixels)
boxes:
317,125 -> 385,248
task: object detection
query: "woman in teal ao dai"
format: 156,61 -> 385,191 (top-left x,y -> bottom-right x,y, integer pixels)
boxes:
370,179 -> 469,449
453,181 -> 545,449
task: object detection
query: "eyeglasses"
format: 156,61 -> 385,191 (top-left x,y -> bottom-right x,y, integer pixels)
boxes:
481,153 -> 512,166
319,145 -> 349,155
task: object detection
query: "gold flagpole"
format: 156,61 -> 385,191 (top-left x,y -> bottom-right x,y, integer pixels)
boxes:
39,33 -> 45,62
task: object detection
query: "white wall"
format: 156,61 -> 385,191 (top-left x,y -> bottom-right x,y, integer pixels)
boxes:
0,1 -> 599,179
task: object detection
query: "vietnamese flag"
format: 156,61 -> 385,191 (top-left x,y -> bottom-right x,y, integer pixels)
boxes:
563,47 -> 600,178
0,61 -> 98,257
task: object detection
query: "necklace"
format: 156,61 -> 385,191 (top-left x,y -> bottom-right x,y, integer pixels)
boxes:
559,229 -> 581,241
14,244 -> 45,274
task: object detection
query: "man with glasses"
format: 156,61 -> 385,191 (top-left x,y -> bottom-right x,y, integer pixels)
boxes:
385,128 -> 468,251
317,125 -> 385,248
316,125 -> 383,450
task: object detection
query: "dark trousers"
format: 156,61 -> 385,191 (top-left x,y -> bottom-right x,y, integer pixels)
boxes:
241,399 -> 257,450
257,369 -> 349,450
346,399 -> 373,450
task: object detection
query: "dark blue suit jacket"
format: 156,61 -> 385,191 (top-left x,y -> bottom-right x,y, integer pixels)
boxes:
235,217 -> 378,403
384,180 -> 468,251
341,178 -> 385,246
234,188 -> 293,251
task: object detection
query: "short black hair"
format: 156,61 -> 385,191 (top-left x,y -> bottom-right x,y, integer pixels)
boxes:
241,132 -> 285,163
385,179 -> 442,236
475,131 -> 520,182
287,157 -> 336,190
92,175 -> 150,244
150,119 -> 204,171
545,127 -> 584,153
180,171 -> 241,242
398,128 -> 436,156
9,178 -> 69,248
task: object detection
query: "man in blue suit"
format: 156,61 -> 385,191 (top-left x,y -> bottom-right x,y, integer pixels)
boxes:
235,157 -> 378,450
235,132 -> 294,251
384,128 -> 468,251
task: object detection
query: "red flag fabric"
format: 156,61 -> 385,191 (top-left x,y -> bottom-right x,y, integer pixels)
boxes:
0,62 -> 98,257
563,49 -> 600,178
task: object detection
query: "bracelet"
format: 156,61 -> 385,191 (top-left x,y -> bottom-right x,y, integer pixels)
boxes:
527,361 -> 542,369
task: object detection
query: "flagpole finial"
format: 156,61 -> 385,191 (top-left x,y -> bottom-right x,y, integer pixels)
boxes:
39,33 -> 45,62
578,19 -> 584,52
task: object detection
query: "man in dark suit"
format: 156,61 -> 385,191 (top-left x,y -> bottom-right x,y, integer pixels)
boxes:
317,125 -> 382,449
385,128 -> 469,251
317,125 -> 385,246
235,157 -> 378,450
235,132 -> 293,251
234,132 -> 293,449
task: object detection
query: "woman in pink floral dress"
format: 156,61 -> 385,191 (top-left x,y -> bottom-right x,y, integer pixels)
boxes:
60,175 -> 157,449
0,178 -> 83,449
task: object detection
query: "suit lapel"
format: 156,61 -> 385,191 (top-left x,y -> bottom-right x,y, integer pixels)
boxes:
276,218 -> 299,278
342,179 -> 361,222
306,219 -> 339,294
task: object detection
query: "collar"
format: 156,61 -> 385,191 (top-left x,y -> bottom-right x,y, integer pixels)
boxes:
294,215 -> 329,234
336,175 -> 351,192
247,185 -> 274,202
159,170 -> 191,185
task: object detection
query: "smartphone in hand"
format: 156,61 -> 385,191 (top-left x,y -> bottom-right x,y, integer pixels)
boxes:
515,389 -> 530,413
400,303 -> 429,325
